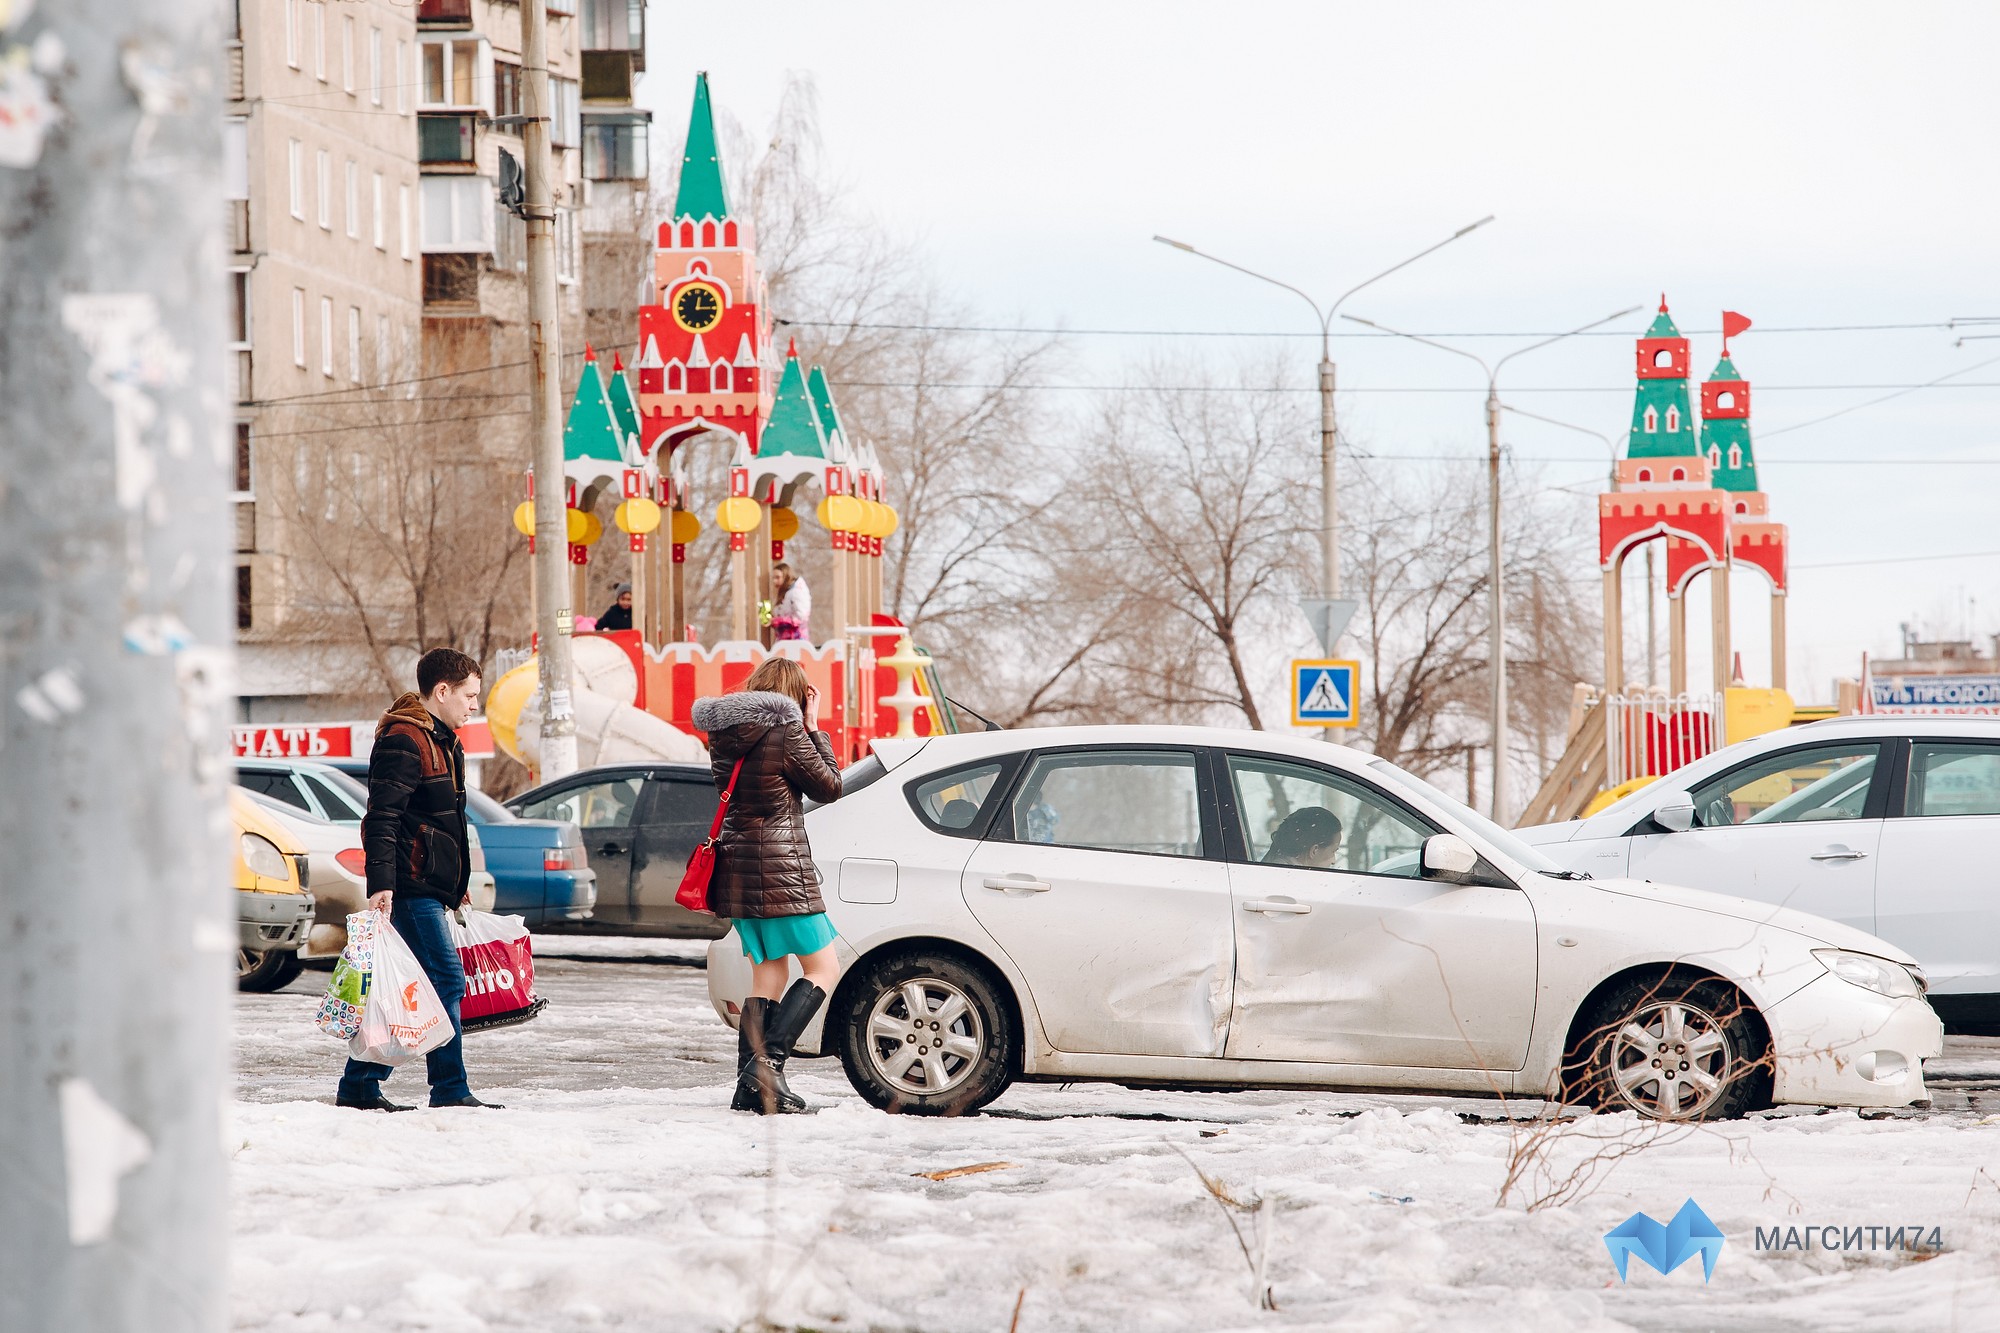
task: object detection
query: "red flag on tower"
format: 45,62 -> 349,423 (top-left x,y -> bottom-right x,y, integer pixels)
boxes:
1721,311 -> 1752,353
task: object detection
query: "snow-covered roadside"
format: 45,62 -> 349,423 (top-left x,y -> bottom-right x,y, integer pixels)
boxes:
232,956 -> 2000,1333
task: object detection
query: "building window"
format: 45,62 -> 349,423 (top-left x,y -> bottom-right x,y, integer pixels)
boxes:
1642,406 -> 1657,433
227,270 -> 251,346
344,160 -> 359,237
399,183 -> 412,258
1653,348 -> 1674,368
714,362 -> 730,391
372,171 -> 385,248
1665,405 -> 1680,432
312,1 -> 326,82
233,422 -> 253,496
1729,444 -> 1742,469
291,288 -> 306,366
319,296 -> 334,377
342,14 -> 354,92
237,565 -> 254,631
418,114 -> 477,164
223,117 -> 249,200
1636,468 -> 1652,482
376,314 -> 391,382
316,150 -> 331,228
347,306 -> 362,383
420,37 -> 487,110
287,139 -> 304,218
421,174 -> 495,251
422,253 -> 481,305
583,114 -> 648,181
581,0 -> 644,53
552,77 -> 581,148
1716,389 -> 1735,410
283,0 -> 299,68
666,363 -> 682,391
493,60 -> 522,122
1709,446 -> 1721,469
396,39 -> 411,113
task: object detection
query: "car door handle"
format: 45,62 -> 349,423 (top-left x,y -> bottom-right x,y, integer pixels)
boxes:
981,875 -> 1052,893
1242,899 -> 1312,915
1810,847 -> 1868,861
597,841 -> 625,856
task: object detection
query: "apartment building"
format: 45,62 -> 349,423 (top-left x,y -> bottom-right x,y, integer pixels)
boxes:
575,0 -> 653,351
229,0 -> 649,721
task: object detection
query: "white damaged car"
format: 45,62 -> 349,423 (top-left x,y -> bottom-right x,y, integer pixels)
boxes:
708,726 -> 1942,1121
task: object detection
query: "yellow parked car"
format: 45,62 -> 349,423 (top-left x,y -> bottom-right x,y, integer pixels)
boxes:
232,788 -> 314,992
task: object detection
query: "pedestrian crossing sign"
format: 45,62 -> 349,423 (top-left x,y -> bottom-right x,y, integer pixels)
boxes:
1292,659 -> 1359,728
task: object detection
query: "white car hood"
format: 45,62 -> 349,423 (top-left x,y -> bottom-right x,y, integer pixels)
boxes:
1515,819 -> 1582,845
1572,875 -> 1919,965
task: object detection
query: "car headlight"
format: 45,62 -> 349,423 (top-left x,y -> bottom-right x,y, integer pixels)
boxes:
240,832 -> 291,881
1812,949 -> 1922,999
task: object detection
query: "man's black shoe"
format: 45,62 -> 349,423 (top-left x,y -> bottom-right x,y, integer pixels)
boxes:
336,1094 -> 413,1112
431,1095 -> 505,1109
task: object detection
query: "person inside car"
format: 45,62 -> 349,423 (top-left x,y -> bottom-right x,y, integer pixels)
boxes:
1262,806 -> 1343,868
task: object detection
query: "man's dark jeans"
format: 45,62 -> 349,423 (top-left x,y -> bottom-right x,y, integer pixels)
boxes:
337,895 -> 471,1106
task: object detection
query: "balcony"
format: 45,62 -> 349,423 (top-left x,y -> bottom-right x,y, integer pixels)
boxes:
419,114 -> 477,166
582,112 -> 648,181
581,0 -> 644,61
581,51 -> 634,103
417,0 -> 472,25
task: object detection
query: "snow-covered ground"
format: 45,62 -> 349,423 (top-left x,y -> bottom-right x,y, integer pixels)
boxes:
233,943 -> 2000,1332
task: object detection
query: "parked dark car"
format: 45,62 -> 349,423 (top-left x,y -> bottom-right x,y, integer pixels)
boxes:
322,758 -> 597,928
507,763 -> 727,938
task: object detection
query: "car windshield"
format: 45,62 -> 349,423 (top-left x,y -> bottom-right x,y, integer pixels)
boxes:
1365,759 -> 1570,877
465,787 -> 516,823
242,786 -> 335,826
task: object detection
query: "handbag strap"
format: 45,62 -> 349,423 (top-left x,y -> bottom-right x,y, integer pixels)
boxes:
703,756 -> 748,845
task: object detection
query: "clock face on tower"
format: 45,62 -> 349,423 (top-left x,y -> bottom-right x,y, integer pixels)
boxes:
672,281 -> 724,333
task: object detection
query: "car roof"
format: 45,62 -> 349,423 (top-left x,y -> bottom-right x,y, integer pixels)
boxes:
1795,714 -> 2000,733
508,760 -> 710,804
875,725 -> 1385,775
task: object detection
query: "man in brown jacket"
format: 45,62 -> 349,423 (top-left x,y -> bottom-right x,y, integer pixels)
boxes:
335,648 -> 501,1111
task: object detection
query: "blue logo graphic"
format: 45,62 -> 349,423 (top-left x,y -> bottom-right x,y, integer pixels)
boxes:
1604,1199 -> 1725,1282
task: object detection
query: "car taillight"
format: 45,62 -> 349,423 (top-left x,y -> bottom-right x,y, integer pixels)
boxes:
335,848 -> 367,878
544,847 -> 575,871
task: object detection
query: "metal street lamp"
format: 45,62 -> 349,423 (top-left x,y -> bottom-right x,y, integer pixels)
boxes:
1342,307 -> 1641,822
1152,218 -> 1495,729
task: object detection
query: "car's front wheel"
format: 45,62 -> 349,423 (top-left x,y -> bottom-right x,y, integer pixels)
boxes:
238,947 -> 303,993
834,949 -> 1016,1115
1570,975 -> 1770,1120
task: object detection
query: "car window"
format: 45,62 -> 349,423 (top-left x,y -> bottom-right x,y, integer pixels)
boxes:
1003,750 -> 1203,858
645,779 -> 717,842
239,770 -> 312,811
1688,744 -> 1881,828
1907,742 -> 2000,817
301,772 -> 366,821
518,776 -> 644,829
910,760 -> 1007,837
467,788 -> 515,823
1229,755 -> 1428,877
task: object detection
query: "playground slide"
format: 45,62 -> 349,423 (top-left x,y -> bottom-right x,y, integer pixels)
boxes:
487,637 -> 705,770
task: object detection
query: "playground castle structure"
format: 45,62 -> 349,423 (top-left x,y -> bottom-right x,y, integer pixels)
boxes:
1522,300 -> 1793,824
498,73 -> 946,770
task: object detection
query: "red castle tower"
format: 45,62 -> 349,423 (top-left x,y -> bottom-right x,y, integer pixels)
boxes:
635,72 -> 773,462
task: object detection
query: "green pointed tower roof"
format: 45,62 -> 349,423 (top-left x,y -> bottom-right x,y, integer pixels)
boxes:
805,364 -> 846,444
1644,295 -> 1681,339
607,351 -> 641,447
563,347 -> 626,467
1706,353 -> 1742,381
756,342 -> 827,461
673,72 -> 732,222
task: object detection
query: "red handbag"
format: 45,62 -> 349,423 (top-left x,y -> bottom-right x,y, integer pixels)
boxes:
675,757 -> 746,914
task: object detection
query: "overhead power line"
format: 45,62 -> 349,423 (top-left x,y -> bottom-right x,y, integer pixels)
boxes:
778,318 -> 1956,340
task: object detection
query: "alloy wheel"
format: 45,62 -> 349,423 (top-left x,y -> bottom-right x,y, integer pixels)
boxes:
1605,998 -> 1735,1119
865,977 -> 985,1099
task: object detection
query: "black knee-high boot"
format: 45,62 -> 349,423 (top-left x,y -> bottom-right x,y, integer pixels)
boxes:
731,997 -> 776,1112
762,979 -> 827,1113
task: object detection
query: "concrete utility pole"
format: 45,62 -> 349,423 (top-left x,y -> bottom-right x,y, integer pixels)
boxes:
0,1 -> 229,1329
1153,220 -> 1493,738
1345,307 -> 1641,824
520,0 -> 578,778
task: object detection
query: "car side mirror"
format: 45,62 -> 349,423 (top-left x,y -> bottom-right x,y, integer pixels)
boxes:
1421,833 -> 1480,883
1653,791 -> 1696,833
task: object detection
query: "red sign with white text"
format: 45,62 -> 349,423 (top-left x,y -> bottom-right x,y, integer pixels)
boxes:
232,725 -> 356,759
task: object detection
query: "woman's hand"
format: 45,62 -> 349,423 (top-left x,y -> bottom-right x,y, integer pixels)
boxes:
804,684 -> 821,730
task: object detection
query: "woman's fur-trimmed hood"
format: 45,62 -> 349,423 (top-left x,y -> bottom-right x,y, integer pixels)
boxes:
691,690 -> 802,735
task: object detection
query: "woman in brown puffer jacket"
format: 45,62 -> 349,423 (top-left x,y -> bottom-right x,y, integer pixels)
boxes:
689,657 -> 843,1113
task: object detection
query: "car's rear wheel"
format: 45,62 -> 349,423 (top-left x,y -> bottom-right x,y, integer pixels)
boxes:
238,947 -> 303,993
835,950 -> 1016,1115
1570,975 -> 1769,1120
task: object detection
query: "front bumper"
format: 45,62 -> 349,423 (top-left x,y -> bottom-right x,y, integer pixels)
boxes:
1765,973 -> 1945,1109
236,889 -> 312,954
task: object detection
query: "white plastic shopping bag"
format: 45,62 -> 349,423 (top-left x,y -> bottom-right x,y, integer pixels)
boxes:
323,909 -> 453,1065
313,909 -> 379,1042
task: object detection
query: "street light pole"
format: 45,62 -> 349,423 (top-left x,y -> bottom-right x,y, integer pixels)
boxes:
1152,218 -> 1494,721
521,0 -> 577,778
1342,307 -> 1640,822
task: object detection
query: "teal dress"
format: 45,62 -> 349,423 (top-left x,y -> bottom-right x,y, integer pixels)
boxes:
733,913 -> 837,965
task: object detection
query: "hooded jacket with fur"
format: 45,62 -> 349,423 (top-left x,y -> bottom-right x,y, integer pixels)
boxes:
359,692 -> 471,906
690,690 -> 843,919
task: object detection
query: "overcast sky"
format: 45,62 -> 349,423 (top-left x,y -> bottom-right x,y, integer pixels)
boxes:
640,2 -> 2000,705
